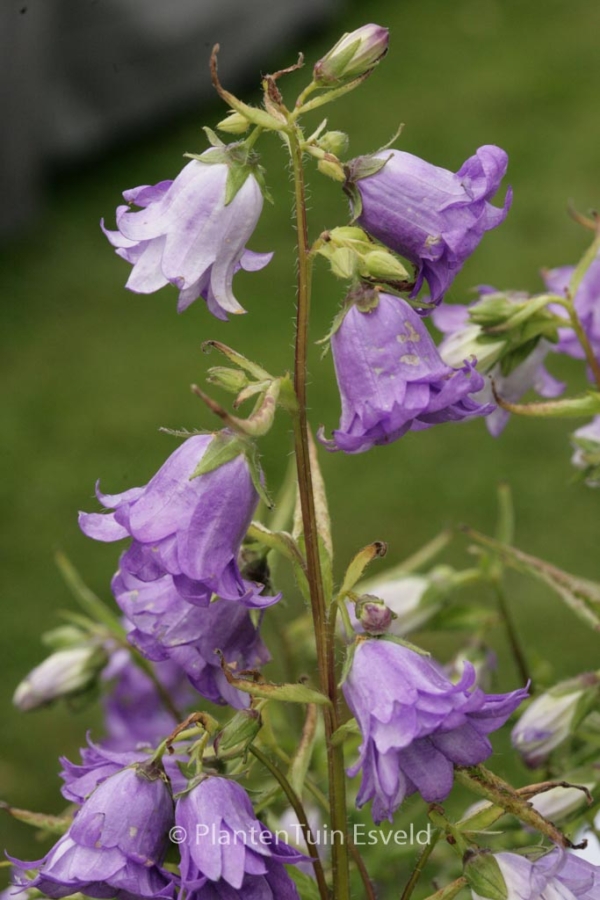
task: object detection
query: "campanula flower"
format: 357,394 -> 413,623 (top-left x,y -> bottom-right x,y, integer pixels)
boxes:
102,157 -> 272,319
319,290 -> 493,453
470,849 -> 600,900
346,145 -> 511,307
343,637 -> 528,822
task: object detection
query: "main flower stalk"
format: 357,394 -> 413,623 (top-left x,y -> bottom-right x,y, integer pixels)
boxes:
289,126 -> 351,897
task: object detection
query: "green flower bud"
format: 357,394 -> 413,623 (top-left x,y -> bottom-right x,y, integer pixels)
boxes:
216,110 -> 251,134
464,850 -> 508,900
206,366 -> 250,394
313,24 -> 389,86
317,130 -> 349,157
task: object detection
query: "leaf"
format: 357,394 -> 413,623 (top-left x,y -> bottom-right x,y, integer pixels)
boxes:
463,528 -> 600,631
217,653 -> 331,706
55,552 -> 126,638
337,541 -> 387,602
0,802 -> 71,835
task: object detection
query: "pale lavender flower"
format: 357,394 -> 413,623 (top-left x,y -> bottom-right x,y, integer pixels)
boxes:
471,849 -> 600,900
543,252 -> 600,364
13,644 -> 108,711
176,777 -> 305,896
102,158 -> 272,319
343,638 -> 528,822
347,146 -> 511,307
11,764 -> 174,900
79,434 -> 277,607
113,565 -> 269,708
319,291 -> 493,454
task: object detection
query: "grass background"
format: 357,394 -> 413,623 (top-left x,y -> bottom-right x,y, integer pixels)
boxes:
1,0 -> 600,892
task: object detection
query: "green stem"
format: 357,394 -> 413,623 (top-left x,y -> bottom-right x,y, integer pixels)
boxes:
249,745 -> 329,900
288,126 -> 351,898
400,828 -> 441,900
491,580 -> 531,688
566,301 -> 600,390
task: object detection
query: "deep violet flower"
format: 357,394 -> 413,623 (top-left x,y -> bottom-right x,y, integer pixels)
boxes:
79,434 -> 278,607
102,157 -> 272,319
346,145 -> 511,307
12,764 -> 174,900
342,637 -> 528,822
470,849 -> 600,900
543,252 -> 600,364
112,565 -> 270,708
176,777 -> 305,897
319,290 -> 493,454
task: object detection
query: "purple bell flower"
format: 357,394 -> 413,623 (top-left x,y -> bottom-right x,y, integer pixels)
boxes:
79,434 -> 277,607
543,252 -> 600,365
101,646 -> 194,752
342,637 -> 528,822
176,776 -> 305,896
102,158 -> 272,319
471,849 -> 600,900
319,290 -> 494,453
113,565 -> 270,708
347,146 -> 511,307
12,764 -> 175,900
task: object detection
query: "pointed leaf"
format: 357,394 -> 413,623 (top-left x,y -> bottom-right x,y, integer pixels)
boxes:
337,541 -> 387,602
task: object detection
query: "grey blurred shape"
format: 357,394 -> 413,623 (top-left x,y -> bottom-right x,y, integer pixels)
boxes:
1,0 -> 341,235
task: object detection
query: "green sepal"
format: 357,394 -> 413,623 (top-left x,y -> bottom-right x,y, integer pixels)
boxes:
225,163 -> 255,206
244,439 -> 274,510
190,432 -> 244,479
217,655 -> 331,706
214,709 -> 262,758
377,634 -> 431,656
331,717 -> 360,747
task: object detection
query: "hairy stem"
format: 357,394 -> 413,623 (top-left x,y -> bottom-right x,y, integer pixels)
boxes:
400,828 -> 441,900
492,581 -> 531,688
288,127 -> 351,898
567,301 -> 600,390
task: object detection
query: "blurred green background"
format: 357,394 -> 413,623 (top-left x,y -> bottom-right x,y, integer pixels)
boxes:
2,0 -> 600,892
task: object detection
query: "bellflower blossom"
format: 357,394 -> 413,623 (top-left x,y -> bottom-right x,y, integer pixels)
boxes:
543,251 -> 600,363
12,764 -> 174,900
433,294 -> 565,436
113,565 -> 269,708
176,777 -> 305,897
102,157 -> 272,319
319,291 -> 494,454
343,637 -> 528,822
471,849 -> 600,900
346,145 -> 511,306
79,434 -> 278,607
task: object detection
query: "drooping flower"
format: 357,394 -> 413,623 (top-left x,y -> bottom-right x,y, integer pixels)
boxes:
101,646 -> 194,752
343,637 -> 528,822
470,849 -> 600,900
433,292 -> 565,436
113,565 -> 269,708
176,776 -> 305,897
12,764 -> 174,900
345,145 -> 511,307
318,290 -> 493,454
79,434 -> 278,607
543,251 -> 600,364
102,156 -> 272,319
511,673 -> 599,768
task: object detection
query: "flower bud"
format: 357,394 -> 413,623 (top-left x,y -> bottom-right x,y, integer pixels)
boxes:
355,594 -> 394,634
206,365 -> 250,394
362,249 -> 409,281
13,645 -> 108,711
317,130 -> 349,157
317,156 -> 346,182
512,673 -> 600,767
216,110 -> 251,134
571,416 -> 600,487
464,850 -> 508,900
313,24 -> 389,86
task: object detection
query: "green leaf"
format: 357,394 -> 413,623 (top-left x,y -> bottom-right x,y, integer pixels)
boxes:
190,432 -> 244,479
55,552 -> 126,638
337,541 -> 387,602
217,654 -> 331,706
463,528 -> 600,631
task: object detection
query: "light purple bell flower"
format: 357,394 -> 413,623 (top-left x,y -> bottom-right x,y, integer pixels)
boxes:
471,849 -> 600,900
102,158 -> 272,319
347,146 -> 511,307
342,638 -> 528,823
113,565 -> 270,708
176,777 -> 305,896
543,252 -> 600,364
433,295 -> 565,436
79,434 -> 277,607
12,764 -> 175,900
319,291 -> 494,454
101,647 -> 194,752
